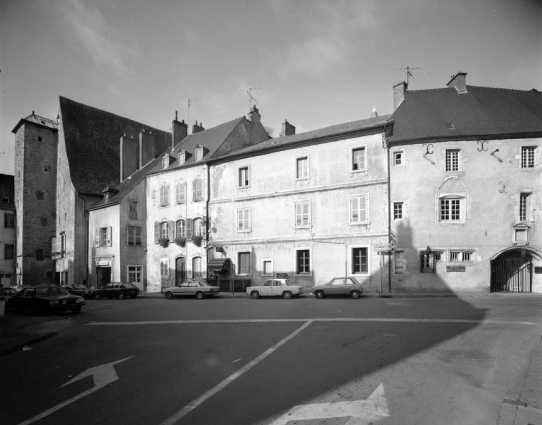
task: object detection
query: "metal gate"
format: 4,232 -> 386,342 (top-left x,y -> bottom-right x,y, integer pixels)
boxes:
491,258 -> 532,293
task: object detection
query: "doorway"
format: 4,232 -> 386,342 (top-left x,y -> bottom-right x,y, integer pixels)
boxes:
175,257 -> 186,286
491,250 -> 532,293
97,267 -> 112,288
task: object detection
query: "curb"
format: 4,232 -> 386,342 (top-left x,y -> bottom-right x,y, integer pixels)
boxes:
0,332 -> 58,357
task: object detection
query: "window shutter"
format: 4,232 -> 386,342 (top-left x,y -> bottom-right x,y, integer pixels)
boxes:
186,218 -> 193,239
359,197 -> 367,222
154,221 -> 159,243
126,226 -> 130,245
95,228 -> 100,248
247,209 -> 251,231
107,226 -> 112,246
168,220 -> 174,241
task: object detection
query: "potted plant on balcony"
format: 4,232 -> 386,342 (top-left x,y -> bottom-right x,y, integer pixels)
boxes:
175,236 -> 186,247
158,237 -> 169,248
191,235 -> 203,247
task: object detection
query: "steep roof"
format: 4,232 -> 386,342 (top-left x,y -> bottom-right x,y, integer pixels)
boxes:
11,113 -> 59,134
213,115 -> 391,161
389,86 -> 542,143
59,96 -> 171,195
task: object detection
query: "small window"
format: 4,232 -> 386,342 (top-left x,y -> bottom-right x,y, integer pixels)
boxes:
237,208 -> 251,232
239,167 -> 249,188
295,201 -> 311,228
350,195 -> 369,224
38,137 -> 43,142
445,149 -> 460,172
160,184 -> 169,207
127,226 -> 142,246
195,146 -> 203,162
352,247 -> 368,274
352,147 -> 366,171
4,213 -> 14,228
393,202 -> 403,220
178,151 -> 186,165
296,157 -> 309,179
36,190 -> 45,200
296,249 -> 310,275
521,146 -> 536,169
129,201 -> 137,219
393,151 -> 403,166
449,251 -> 473,262
238,252 -> 250,274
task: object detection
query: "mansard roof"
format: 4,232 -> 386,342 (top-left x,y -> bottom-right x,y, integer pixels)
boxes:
389,86 -> 542,144
59,96 -> 171,195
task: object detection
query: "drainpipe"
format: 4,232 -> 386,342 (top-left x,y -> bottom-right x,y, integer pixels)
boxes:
384,121 -> 393,294
78,194 -> 89,288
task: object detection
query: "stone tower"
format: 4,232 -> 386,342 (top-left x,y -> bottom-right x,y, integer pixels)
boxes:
12,113 -> 59,286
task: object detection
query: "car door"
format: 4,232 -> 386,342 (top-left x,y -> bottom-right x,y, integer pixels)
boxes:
178,283 -> 190,296
329,278 -> 346,295
260,280 -> 273,297
272,280 -> 283,296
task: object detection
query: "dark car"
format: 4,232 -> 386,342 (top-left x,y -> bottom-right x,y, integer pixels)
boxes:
91,282 -> 140,300
311,277 -> 363,299
11,285 -> 86,314
0,287 -> 18,310
63,284 -> 92,299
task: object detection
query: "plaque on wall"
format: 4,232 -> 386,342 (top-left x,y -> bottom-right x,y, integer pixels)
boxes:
446,265 -> 465,272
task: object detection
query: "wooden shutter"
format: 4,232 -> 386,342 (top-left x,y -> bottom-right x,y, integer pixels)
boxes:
168,220 -> 175,241
106,226 -> 112,246
186,218 -> 193,239
95,228 -> 100,247
154,221 -> 159,243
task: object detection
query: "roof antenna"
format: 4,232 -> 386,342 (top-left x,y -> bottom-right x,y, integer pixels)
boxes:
391,66 -> 421,86
181,98 -> 199,128
245,87 -> 263,109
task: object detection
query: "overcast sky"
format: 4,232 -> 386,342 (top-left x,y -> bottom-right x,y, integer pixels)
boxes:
1,0 -> 540,175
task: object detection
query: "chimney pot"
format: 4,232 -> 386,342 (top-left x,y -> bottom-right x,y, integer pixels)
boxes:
371,106 -> 378,118
281,119 -> 295,136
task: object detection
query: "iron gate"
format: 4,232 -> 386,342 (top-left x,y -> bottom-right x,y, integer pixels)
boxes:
491,258 -> 532,293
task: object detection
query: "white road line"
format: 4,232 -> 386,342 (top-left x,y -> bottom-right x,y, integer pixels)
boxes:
159,320 -> 313,425
86,318 -> 539,326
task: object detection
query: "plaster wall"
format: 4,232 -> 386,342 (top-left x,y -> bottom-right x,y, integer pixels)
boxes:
88,204 -> 120,286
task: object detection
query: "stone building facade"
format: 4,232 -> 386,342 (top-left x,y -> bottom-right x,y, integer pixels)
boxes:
0,174 -> 16,287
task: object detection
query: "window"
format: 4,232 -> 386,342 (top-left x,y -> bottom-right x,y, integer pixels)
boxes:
520,193 -> 531,221
193,217 -> 204,237
127,226 -> 142,246
176,183 -> 186,204
129,202 -> 137,219
352,147 -> 366,171
160,221 -> 169,240
394,251 -> 404,274
176,219 -> 185,238
193,179 -> 203,202
352,247 -> 368,274
440,198 -> 462,221
238,252 -> 250,274
195,146 -> 203,162
420,251 -> 436,273
44,162 -> 52,172
262,259 -> 273,276
296,249 -> 310,274
350,195 -> 369,224
36,190 -> 45,200
521,146 -> 536,168
35,249 -> 43,261
127,266 -> 142,284
449,251 -> 473,262
4,213 -> 14,228
393,202 -> 403,220
296,157 -> 309,179
237,208 -> 251,232
5,244 -> 14,260
178,151 -> 186,165
192,256 -> 202,278
239,167 -> 249,187
159,184 -> 169,207
445,149 -> 460,172
160,258 -> 169,278
38,137 -> 43,142
393,151 -> 403,166
161,154 -> 169,169
295,201 -> 311,228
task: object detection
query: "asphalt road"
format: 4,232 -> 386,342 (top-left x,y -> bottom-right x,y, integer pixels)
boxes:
1,293 -> 540,425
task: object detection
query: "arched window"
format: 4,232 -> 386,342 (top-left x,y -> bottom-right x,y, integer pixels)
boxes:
436,178 -> 467,223
160,221 -> 169,239
192,256 -> 202,278
176,219 -> 185,238
193,218 -> 202,237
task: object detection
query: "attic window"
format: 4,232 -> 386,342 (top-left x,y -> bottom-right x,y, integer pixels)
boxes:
178,151 -> 185,165
195,146 -> 203,162
162,154 -> 169,169
444,123 -> 455,130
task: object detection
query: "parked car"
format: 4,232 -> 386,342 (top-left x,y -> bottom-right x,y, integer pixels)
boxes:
11,285 -> 86,314
91,282 -> 140,299
63,284 -> 92,299
161,281 -> 220,299
311,277 -> 363,299
246,279 -> 304,299
0,287 -> 18,310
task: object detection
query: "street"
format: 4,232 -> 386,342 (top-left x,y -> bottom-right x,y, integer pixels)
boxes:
1,293 -> 540,425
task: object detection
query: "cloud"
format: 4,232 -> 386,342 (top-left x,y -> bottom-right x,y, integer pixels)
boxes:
54,0 -> 135,75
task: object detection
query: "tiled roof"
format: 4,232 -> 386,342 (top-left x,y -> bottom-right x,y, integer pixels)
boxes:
213,115 -> 391,160
59,96 -> 172,195
389,86 -> 542,143
11,113 -> 59,133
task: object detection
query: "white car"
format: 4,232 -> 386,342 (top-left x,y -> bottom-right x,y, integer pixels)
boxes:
246,278 -> 304,299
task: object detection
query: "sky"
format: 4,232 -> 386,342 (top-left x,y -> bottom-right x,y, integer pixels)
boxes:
0,0 -> 540,176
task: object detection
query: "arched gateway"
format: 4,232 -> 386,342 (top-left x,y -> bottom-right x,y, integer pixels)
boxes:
490,247 -> 542,293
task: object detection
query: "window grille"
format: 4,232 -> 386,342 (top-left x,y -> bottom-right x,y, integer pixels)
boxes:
445,149 -> 459,171
521,147 -> 535,168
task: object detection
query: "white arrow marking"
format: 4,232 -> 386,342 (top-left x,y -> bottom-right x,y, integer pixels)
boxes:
269,383 -> 389,425
17,356 -> 133,425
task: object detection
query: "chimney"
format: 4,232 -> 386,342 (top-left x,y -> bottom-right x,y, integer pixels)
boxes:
393,81 -> 408,111
192,120 -> 205,134
139,129 -> 155,168
172,112 -> 188,148
248,106 -> 261,123
371,106 -> 378,118
120,134 -> 138,181
281,119 -> 295,136
447,71 -> 468,93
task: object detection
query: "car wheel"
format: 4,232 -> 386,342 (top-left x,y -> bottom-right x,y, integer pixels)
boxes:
72,306 -> 82,314
94,294 -> 101,300
282,291 -> 292,299
118,294 -> 125,300
195,291 -> 204,300
250,291 -> 260,299
350,290 -> 361,299
315,290 -> 325,299
165,292 -> 174,299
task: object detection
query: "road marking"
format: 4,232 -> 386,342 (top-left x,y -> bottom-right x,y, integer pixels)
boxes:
17,357 -> 133,425
87,318 -> 539,326
269,383 -> 389,425
159,320 -> 313,425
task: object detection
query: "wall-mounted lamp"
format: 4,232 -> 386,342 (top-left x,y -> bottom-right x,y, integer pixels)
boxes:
491,149 -> 499,155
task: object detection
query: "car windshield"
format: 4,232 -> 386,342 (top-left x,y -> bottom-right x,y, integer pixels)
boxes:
36,286 -> 70,296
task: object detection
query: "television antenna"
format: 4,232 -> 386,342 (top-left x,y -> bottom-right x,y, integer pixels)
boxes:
391,66 -> 421,85
245,87 -> 263,109
180,98 -> 199,127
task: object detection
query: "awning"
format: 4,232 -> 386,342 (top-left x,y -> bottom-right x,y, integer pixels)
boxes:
207,258 -> 231,273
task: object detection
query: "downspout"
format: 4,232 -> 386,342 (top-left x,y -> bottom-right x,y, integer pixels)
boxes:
78,194 -> 89,288
384,121 -> 393,294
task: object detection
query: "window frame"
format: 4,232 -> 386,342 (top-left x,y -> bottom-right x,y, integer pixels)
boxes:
159,184 -> 170,207
238,166 -> 250,188
238,252 -> 251,275
261,259 -> 274,277
127,265 -> 143,284
4,213 -> 15,228
393,151 -> 403,166
439,196 -> 464,222
192,256 -> 203,278
295,200 -> 311,228
350,194 -> 369,225
126,226 -> 142,246
445,149 -> 460,172
294,247 -> 311,276
521,146 -> 536,169
393,202 -> 404,220
351,146 -> 367,172
351,245 -> 369,276
237,207 -> 251,232
296,156 -> 309,180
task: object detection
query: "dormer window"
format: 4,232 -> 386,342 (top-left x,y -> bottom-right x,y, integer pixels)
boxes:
195,145 -> 204,162
178,150 -> 186,165
162,154 -> 170,169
